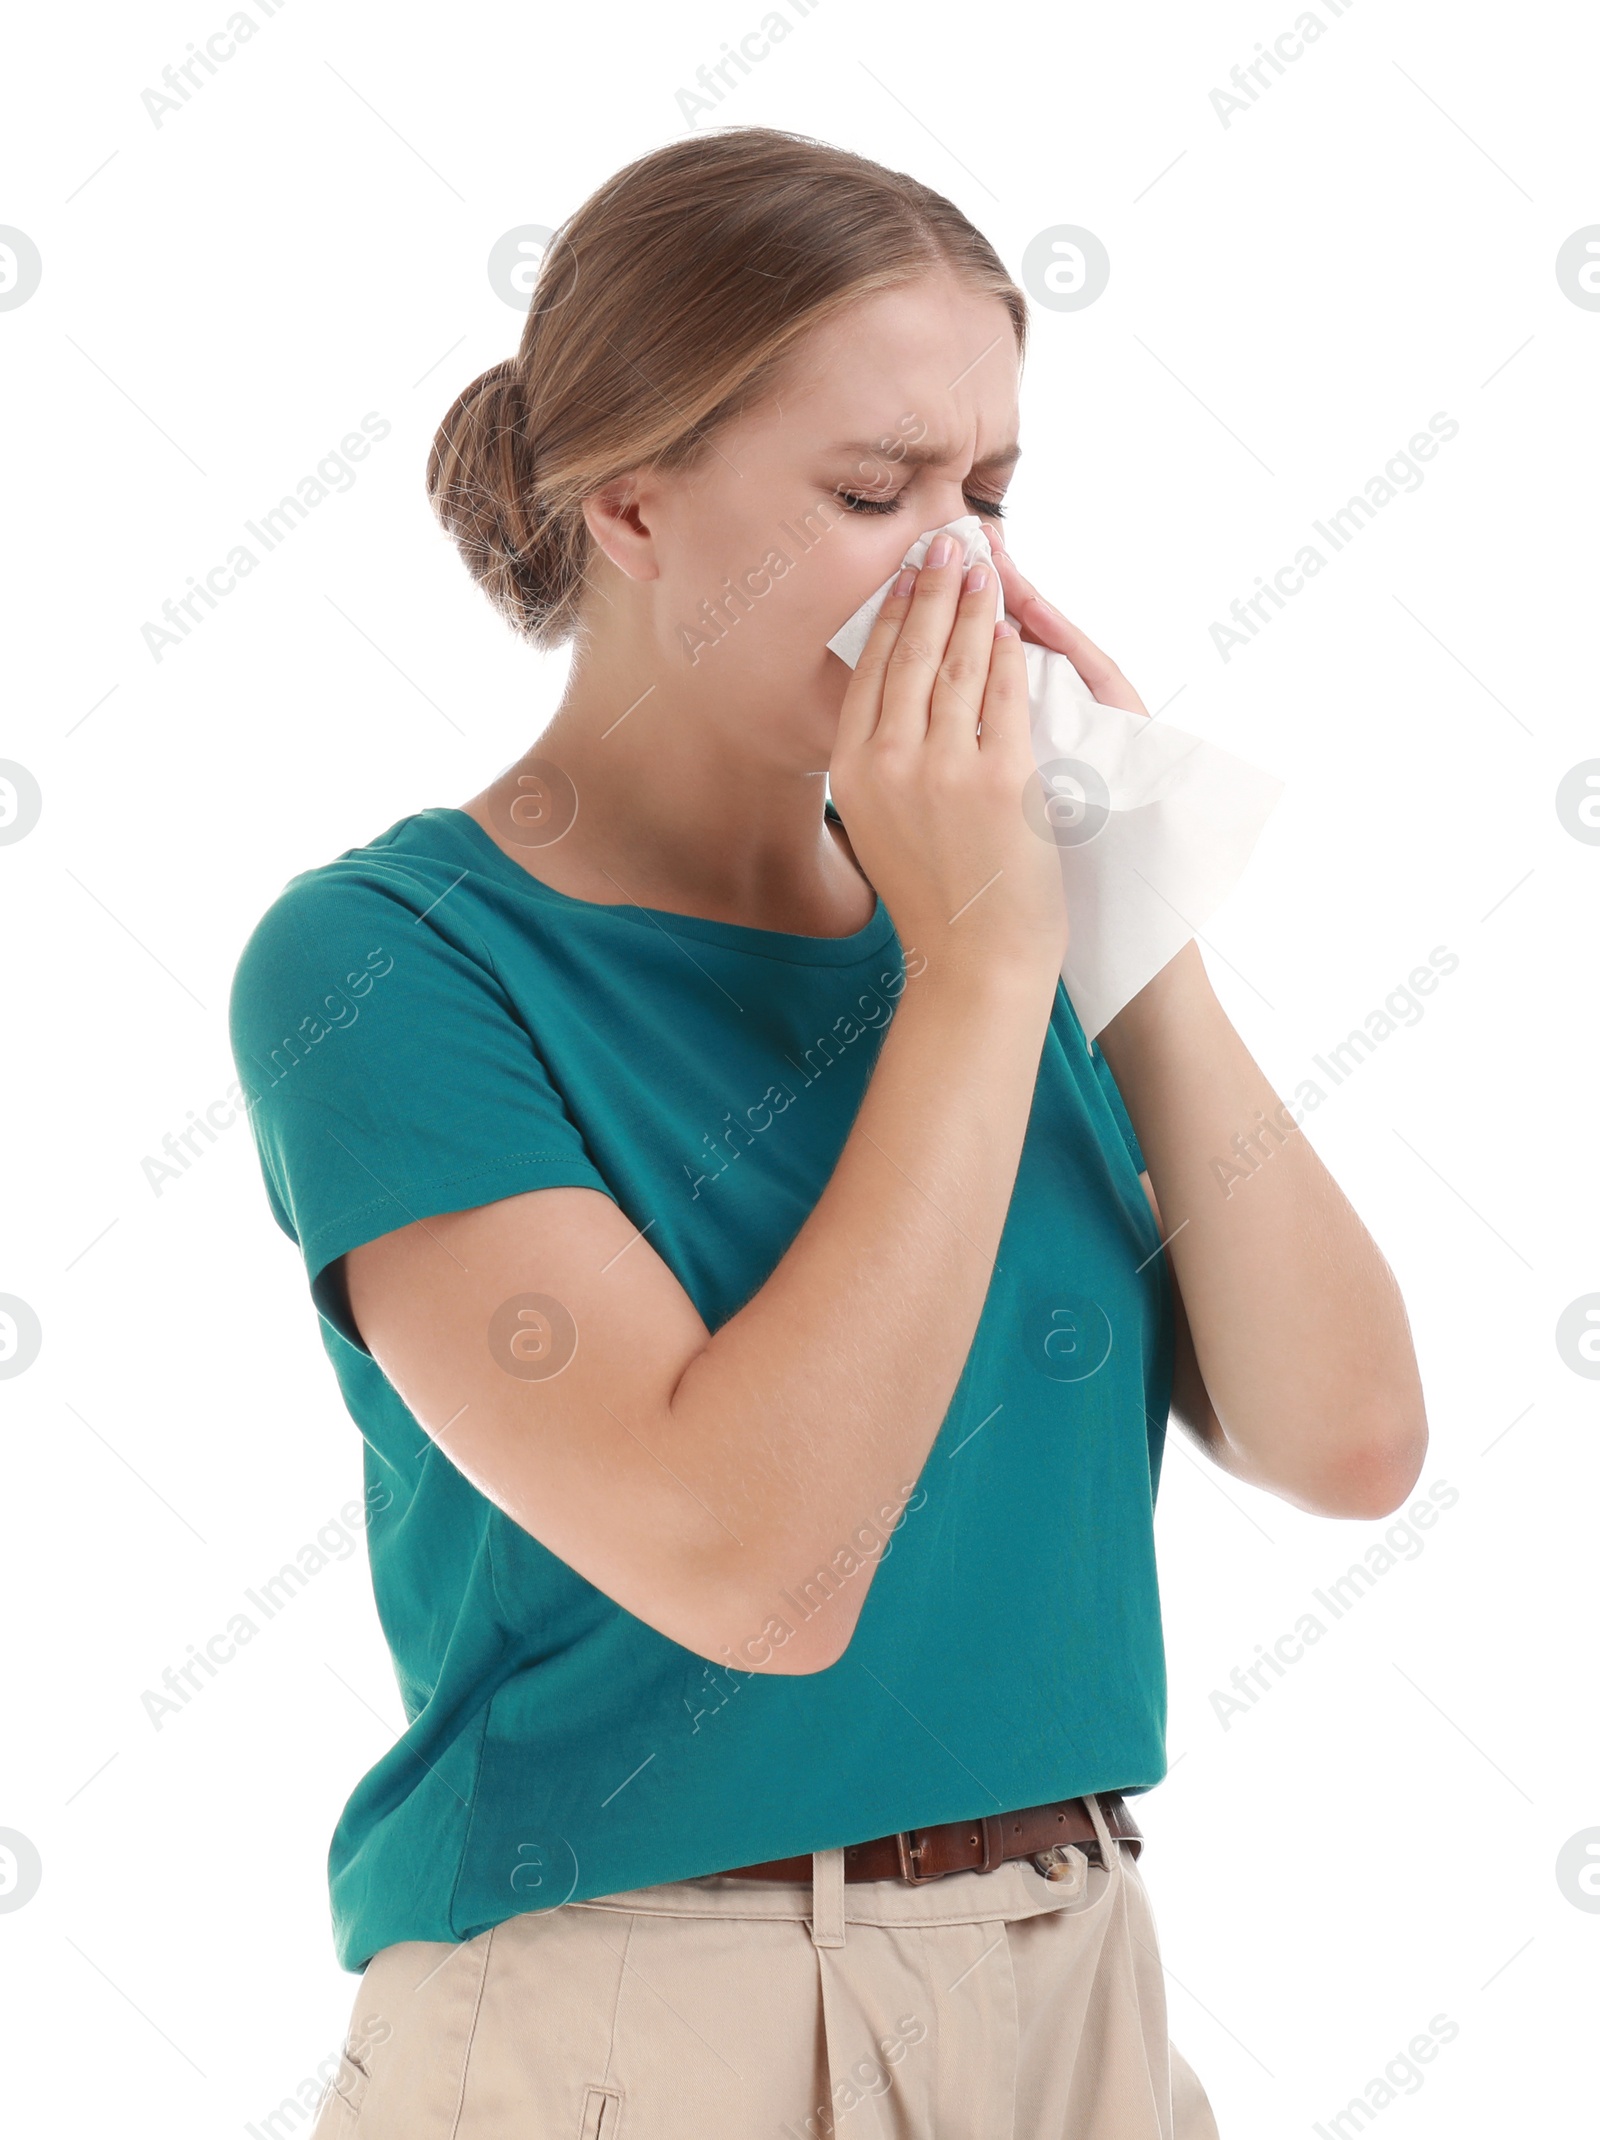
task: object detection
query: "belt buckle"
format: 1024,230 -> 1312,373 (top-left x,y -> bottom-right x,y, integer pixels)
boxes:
893,1829 -> 944,1885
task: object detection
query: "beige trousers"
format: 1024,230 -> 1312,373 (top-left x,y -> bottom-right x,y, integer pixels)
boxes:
313,1795 -> 1219,2139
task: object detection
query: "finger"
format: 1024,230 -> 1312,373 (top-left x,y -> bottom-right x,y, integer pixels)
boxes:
1036,613 -> 1147,715
833,567 -> 918,749
988,545 -> 1069,651
974,617 -> 1032,759
987,546 -> 1148,716
986,540 -> 1078,658
926,561 -> 1002,747
877,532 -> 966,745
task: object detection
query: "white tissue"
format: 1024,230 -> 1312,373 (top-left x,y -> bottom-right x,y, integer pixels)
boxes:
825,516 -> 1285,1041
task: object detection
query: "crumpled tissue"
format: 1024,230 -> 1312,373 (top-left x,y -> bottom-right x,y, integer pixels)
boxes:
826,515 -> 1285,1040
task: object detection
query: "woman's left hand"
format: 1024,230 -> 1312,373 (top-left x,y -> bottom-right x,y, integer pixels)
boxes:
985,524 -> 1150,718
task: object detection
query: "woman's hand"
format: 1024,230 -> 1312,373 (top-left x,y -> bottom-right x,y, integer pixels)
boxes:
986,524 -> 1150,719
828,532 -> 1069,988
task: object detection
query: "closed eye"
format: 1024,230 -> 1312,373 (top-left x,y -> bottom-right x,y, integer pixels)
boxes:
835,488 -> 1006,519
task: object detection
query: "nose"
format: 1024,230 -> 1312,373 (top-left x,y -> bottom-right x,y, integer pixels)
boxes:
922,478 -> 984,530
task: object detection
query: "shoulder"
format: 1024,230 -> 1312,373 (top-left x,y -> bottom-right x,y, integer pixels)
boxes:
228,818 -> 484,1040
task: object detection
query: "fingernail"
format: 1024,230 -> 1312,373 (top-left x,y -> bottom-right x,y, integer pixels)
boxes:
993,617 -> 1017,637
926,534 -> 954,568
963,564 -> 990,594
892,567 -> 917,597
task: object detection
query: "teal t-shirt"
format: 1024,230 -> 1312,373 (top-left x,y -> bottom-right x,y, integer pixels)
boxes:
228,803 -> 1173,1973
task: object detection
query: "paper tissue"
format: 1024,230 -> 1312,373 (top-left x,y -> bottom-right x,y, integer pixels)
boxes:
826,516 -> 1285,1040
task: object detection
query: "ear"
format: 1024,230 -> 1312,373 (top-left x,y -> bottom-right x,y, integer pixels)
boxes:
582,473 -> 662,584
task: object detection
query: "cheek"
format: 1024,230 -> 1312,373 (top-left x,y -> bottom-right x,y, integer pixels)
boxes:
760,517 -> 914,642
664,487 -> 911,665
660,483 -> 777,601
704,546 -> 852,655
690,571 -> 852,730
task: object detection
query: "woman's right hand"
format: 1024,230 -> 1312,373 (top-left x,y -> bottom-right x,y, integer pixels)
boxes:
828,532 -> 1069,989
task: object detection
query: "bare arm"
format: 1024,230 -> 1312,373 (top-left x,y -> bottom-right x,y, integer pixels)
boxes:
985,523 -> 1427,1519
1103,942 -> 1428,1518
343,545 -> 1069,1674
345,963 -> 1053,1675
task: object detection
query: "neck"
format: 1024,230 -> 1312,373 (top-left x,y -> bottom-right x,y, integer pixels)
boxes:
465,639 -> 873,938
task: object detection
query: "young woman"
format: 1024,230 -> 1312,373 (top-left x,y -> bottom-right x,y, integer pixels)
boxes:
230,127 -> 1428,2139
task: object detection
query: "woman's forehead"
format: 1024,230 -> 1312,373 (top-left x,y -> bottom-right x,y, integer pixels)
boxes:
821,433 -> 1022,473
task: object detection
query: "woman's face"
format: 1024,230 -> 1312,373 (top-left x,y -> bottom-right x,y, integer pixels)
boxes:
597,271 -> 1022,770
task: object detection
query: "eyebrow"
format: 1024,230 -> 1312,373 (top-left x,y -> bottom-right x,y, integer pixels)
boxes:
828,438 -> 1022,473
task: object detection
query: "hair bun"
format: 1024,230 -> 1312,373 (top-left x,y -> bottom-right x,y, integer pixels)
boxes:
426,357 -> 562,645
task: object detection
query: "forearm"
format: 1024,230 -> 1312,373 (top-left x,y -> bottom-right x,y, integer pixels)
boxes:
1097,941 -> 1428,1516
669,960 -> 1057,1665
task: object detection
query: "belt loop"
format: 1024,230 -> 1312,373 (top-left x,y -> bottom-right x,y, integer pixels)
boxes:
810,1847 -> 845,1949
1083,1793 -> 1127,1892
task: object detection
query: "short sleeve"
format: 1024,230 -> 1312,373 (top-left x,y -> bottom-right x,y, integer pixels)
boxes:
228,867 -> 614,1353
1089,1039 -> 1147,1176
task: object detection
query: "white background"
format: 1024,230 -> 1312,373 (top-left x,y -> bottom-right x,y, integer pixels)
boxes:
2,1 -> 1596,2133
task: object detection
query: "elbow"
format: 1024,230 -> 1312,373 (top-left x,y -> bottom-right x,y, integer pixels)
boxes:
697,1621 -> 857,1679
702,1570 -> 870,1679
1307,1401 -> 1429,1520
742,1623 -> 857,1677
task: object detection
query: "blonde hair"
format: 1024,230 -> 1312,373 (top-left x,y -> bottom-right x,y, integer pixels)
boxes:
425,127 -> 1026,649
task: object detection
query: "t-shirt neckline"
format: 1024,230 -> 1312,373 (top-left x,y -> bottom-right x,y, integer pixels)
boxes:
416,806 -> 898,968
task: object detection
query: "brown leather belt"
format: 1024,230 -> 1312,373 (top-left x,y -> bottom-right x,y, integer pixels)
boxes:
714,1793 -> 1142,1885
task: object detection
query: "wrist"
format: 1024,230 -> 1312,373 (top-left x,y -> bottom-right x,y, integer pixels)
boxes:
904,942 -> 1062,1017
